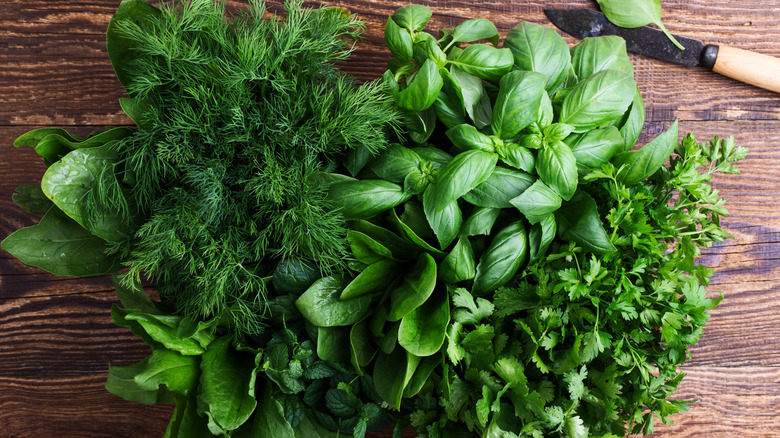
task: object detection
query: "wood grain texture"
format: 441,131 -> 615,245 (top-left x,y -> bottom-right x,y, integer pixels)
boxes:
2,0 -> 780,437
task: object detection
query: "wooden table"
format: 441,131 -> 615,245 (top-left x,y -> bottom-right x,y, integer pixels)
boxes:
1,1 -> 779,436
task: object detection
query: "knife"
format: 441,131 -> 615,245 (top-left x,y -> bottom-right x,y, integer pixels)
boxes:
544,8 -> 780,94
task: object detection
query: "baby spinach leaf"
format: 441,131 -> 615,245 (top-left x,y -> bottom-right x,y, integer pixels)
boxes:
423,184 -> 463,248
340,260 -> 398,299
1,206 -> 120,277
12,184 -> 53,215
491,71 -> 547,140
450,19 -> 500,46
400,200 -> 435,240
504,22 -> 572,92
462,166 -> 535,209
398,59 -> 444,112
570,36 -> 634,80
596,0 -> 685,50
317,326 -> 352,364
510,180 -> 563,224
352,220 -> 419,261
296,276 -> 376,327
472,221 -> 528,295
388,253 -> 438,322
398,288 -> 450,356
329,180 -> 411,220
350,320 -> 378,374
272,258 -> 319,295
559,69 -> 636,132
124,313 -> 206,355
433,150 -> 498,211
391,4 -> 432,31
448,44 -> 514,81
348,230 -> 395,265
528,214 -> 557,263
385,17 -> 414,62
612,119 -> 679,186
250,387 -> 296,438
373,348 -> 420,410
439,236 -> 477,283
133,349 -> 200,396
566,126 -> 624,174
389,208 -> 447,257
537,141 -> 578,201
556,191 -> 617,255
107,0 -> 162,92
403,355 -> 441,398
461,207 -> 501,236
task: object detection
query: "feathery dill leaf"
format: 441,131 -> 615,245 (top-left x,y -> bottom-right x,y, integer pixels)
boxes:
101,0 -> 398,335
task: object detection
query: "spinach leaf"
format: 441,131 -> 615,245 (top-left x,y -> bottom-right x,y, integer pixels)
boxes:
12,184 -> 53,215
249,387 -> 296,438
472,221 -> 528,295
347,230 -> 395,265
537,141 -> 579,201
398,287 -> 450,356
133,349 -> 200,396
612,119 -> 679,186
597,0 -> 685,50
559,69 -> 636,132
106,0 -> 163,92
373,348 -> 420,410
504,22 -> 572,92
439,236 -> 477,283
388,253 -> 438,322
510,180 -> 563,224
491,71 -> 547,140
296,276 -> 376,327
317,326 -> 351,364
570,36 -> 634,80
350,320 -> 378,374
340,260 -> 398,299
556,191 -> 617,255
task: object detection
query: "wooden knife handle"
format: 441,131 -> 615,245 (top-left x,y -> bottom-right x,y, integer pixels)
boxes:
705,44 -> 780,93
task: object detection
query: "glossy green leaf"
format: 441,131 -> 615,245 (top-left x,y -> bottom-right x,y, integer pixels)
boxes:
12,184 -> 53,215
388,253 -> 438,322
448,44 -> 514,81
556,191 -> 617,255
350,320 -> 378,374
398,59 -> 444,112
385,16 -> 414,62
461,207 -> 501,236
423,183 -> 463,249
537,141 -> 579,201
439,236 -> 477,283
510,179 -> 562,224
296,276 -> 376,327
596,0 -> 685,50
373,348 -> 420,410
125,313 -> 206,355
450,19 -> 499,46
106,357 -> 173,405
106,0 -> 163,92
340,260 -> 398,299
328,180 -> 411,220
403,355 -> 441,398
133,349 -> 200,396
612,119 -> 679,186
618,87 -> 646,151
400,200 -> 435,240
446,124 -> 496,153
388,208 -> 446,257
398,288 -> 450,356
472,221 -> 528,295
491,70 -> 547,139
317,326 -> 351,364
352,220 -> 418,261
504,21 -> 572,91
249,387 -> 296,438
344,144 -> 374,177
434,150 -> 498,211
348,230 -> 395,265
415,32 -> 447,67
528,214 -> 557,263
559,69 -> 636,132
403,106 -> 438,144
433,91 -> 467,129
496,143 -> 535,173
462,166 -> 535,208
451,65 -> 492,128
391,4 -> 432,31
1,206 -> 120,277
414,147 -> 454,169
566,126 -> 625,174
570,36 -> 634,80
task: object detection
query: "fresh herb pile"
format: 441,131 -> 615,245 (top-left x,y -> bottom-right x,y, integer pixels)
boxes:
2,1 -> 747,437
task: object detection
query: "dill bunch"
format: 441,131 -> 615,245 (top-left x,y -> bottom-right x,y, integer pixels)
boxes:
102,0 -> 398,335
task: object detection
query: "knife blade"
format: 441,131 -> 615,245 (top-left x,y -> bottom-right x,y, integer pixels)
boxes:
544,8 -> 780,94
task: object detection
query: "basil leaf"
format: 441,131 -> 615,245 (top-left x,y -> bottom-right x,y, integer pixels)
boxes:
373,348 -> 420,410
537,91 -> 554,127
398,59 -> 444,112
496,143 -> 535,173
1,206 -> 121,277
450,18 -> 500,46
559,69 -> 636,132
448,44 -> 514,81
596,0 -> 685,50
491,71 -> 547,140
433,150 -> 498,211
472,221 -> 528,295
344,144 -> 373,177
403,169 -> 431,195
385,16 -> 414,62
510,180 -> 562,224
391,4 -> 432,31
612,119 -> 679,186
433,91 -> 467,129
536,141 -> 578,201
529,214 -> 557,263
415,32 -> 447,67
556,191 -> 617,255
504,22 -> 572,92
566,126 -> 624,174
388,253 -> 438,322
369,143 -> 423,183
570,36 -> 634,80
423,183 -> 463,249
446,124 -> 496,153
403,106 -> 437,144
400,200 -> 435,240
329,180 -> 411,220
398,287 -> 450,357
296,276 -> 375,327
12,184 -> 53,215
461,207 -> 501,236
451,65 -> 492,128
414,147 -> 453,169
340,260 -> 398,299
462,166 -> 535,208
439,236 -> 477,283
348,230 -> 395,265
618,87 -> 646,151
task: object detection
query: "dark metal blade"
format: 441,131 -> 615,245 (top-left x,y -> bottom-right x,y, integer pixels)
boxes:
544,8 -> 704,67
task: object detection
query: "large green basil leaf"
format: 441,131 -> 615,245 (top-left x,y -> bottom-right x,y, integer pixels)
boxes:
400,200 -> 435,239
448,44 -> 513,81
618,87 -> 646,151
556,191 -> 617,255
41,142 -> 128,242
570,36 -> 634,80
439,236 -> 477,283
414,147 -> 453,169
504,22 -> 572,92
391,4 -> 432,31
328,180 -> 411,220
296,276 -> 375,327
491,71 -> 547,140
107,0 -> 163,92
451,65 -> 492,128
385,16 -> 414,62
388,253 -> 438,322
537,91 -> 554,127
510,179 -> 562,224
347,230 -> 395,265
528,214 -> 557,263
423,184 -> 463,249
12,184 -> 53,215
415,31 -> 447,67
450,18 -> 499,46
472,221 -> 528,295
433,91 -> 467,129
433,150 -> 498,211
1,206 -> 121,277
559,69 -> 636,132
460,207 -> 500,236
462,166 -> 535,208
495,142 -> 535,173
133,349 -> 200,396
373,348 -> 420,410
612,119 -> 679,186
536,141 -> 579,201
403,106 -> 438,144
344,145 -> 373,177
199,335 -> 260,432
566,126 -> 624,174
398,59 -> 444,112
398,288 -> 450,357
446,124 -> 496,153
596,0 -> 684,50
340,260 -> 398,299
